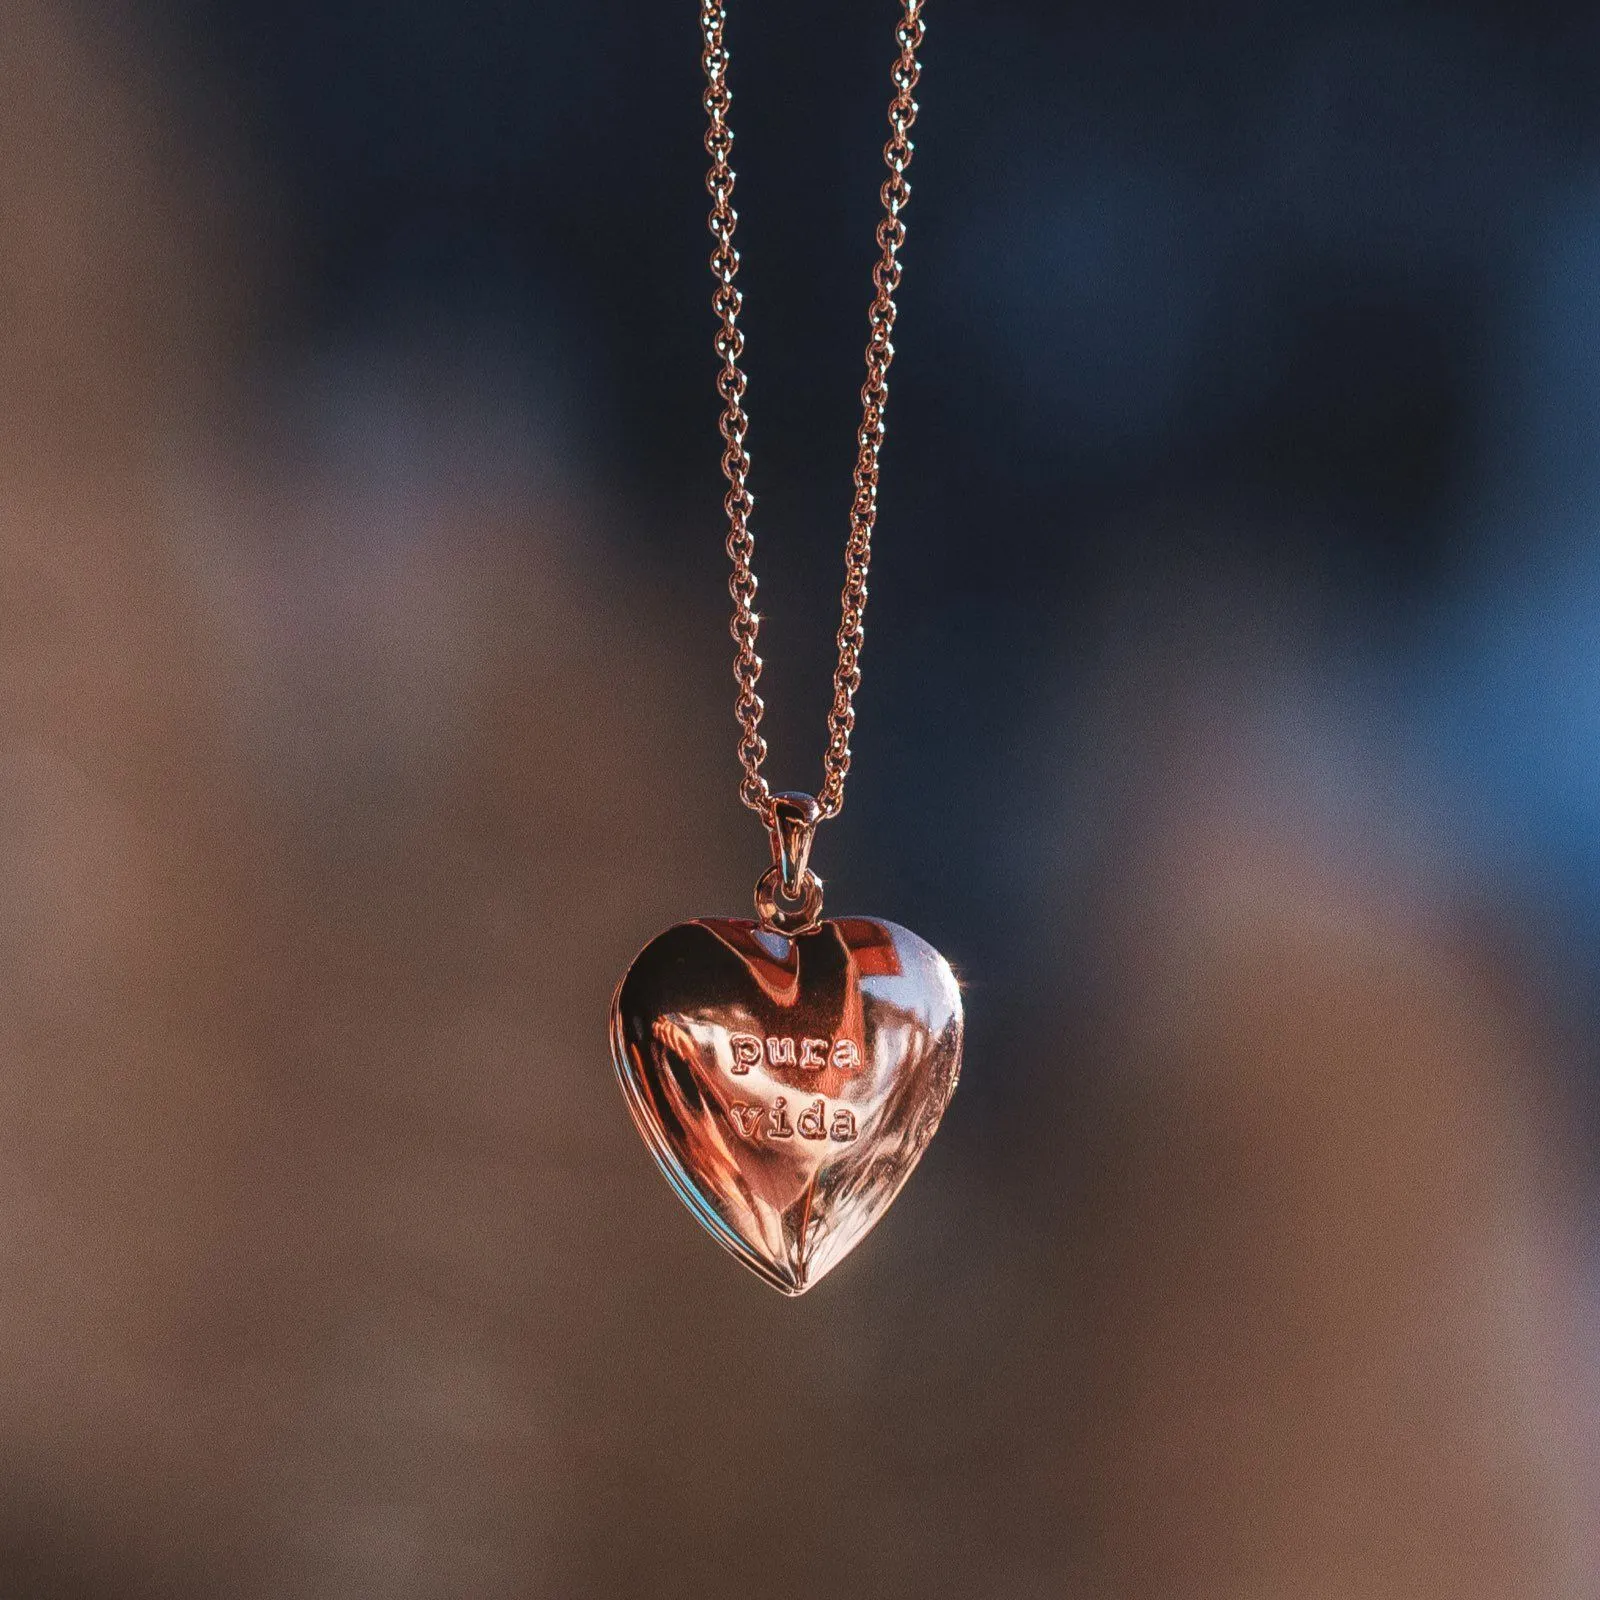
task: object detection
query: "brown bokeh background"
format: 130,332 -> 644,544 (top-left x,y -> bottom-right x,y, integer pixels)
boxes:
0,4 -> 1595,1596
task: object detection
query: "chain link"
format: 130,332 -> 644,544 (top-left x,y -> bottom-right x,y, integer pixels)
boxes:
700,0 -> 925,827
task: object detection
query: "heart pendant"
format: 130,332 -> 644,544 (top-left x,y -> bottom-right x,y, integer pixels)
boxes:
610,916 -> 962,1295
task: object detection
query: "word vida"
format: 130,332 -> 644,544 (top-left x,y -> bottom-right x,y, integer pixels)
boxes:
728,1097 -> 857,1144
727,1033 -> 862,1075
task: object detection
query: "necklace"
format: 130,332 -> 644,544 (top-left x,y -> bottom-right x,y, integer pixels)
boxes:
610,0 -> 961,1296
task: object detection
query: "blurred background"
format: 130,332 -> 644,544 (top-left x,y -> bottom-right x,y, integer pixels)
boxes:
0,0 -> 1597,1594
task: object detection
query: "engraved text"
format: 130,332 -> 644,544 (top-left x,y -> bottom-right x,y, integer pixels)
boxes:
728,1097 -> 859,1144
728,1032 -> 862,1075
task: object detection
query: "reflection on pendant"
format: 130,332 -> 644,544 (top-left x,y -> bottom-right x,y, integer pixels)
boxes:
610,917 -> 962,1295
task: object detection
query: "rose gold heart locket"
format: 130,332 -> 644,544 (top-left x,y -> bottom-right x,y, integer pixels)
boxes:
611,795 -> 962,1294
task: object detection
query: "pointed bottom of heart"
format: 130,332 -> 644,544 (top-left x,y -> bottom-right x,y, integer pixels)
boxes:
610,916 -> 963,1294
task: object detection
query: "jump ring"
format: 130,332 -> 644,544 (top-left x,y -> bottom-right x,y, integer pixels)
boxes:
754,864 -> 825,938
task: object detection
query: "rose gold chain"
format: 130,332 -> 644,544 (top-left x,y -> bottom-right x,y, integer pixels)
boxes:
701,0 -> 925,827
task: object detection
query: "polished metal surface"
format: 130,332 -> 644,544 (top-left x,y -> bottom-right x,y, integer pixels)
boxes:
611,915 -> 961,1294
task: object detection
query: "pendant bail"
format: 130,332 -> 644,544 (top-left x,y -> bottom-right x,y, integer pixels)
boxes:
767,792 -> 821,899
755,792 -> 825,937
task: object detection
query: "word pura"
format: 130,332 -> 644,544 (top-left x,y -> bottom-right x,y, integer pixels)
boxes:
728,1033 -> 862,1075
